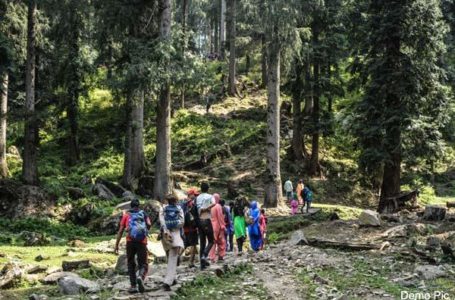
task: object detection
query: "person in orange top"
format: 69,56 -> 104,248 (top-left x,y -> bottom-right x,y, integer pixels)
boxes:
209,193 -> 226,263
296,179 -> 304,205
114,199 -> 152,294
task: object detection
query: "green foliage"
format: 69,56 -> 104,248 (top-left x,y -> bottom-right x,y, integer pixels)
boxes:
353,0 -> 451,186
0,217 -> 92,243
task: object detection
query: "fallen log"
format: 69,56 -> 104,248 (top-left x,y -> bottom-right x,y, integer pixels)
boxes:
378,190 -> 420,214
306,238 -> 383,251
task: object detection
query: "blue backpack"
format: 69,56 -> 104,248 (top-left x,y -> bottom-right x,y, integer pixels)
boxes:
128,210 -> 148,241
164,205 -> 181,230
303,188 -> 313,202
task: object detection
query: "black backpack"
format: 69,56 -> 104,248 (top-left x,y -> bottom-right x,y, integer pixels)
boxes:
184,203 -> 199,228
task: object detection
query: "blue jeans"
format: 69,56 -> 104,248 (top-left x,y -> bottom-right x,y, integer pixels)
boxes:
286,191 -> 293,201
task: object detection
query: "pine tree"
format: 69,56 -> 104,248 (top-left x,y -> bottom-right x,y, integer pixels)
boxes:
355,0 -> 449,212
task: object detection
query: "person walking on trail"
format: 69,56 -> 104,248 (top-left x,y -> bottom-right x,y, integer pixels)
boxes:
248,201 -> 262,252
209,193 -> 226,263
196,182 -> 216,270
296,179 -> 304,205
181,188 -> 200,268
159,194 -> 184,291
223,200 -> 235,252
290,196 -> 299,215
284,178 -> 293,202
259,208 -> 268,250
301,185 -> 314,214
233,196 -> 249,255
114,198 -> 152,294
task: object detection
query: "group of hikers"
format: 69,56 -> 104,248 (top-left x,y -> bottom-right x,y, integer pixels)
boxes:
284,178 -> 314,215
114,182 -> 268,294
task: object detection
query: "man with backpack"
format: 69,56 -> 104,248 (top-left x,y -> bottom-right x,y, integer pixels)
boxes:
114,198 -> 152,294
196,182 -> 215,270
300,185 -> 314,214
181,188 -> 200,268
159,194 -> 184,291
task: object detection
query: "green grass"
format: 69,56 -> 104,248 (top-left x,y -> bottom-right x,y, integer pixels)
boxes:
0,236 -> 117,298
173,264 -> 268,300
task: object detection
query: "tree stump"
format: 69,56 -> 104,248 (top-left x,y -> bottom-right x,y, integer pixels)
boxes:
423,205 -> 446,221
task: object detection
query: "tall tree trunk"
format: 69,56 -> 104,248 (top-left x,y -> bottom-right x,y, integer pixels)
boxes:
291,62 -> 304,161
378,37 -> 402,212
0,72 -> 8,178
122,92 -> 145,189
308,26 -> 320,176
180,0 -> 189,109
261,34 -> 267,88
245,54 -> 251,75
23,0 -> 38,185
67,9 -> 80,166
264,30 -> 283,208
214,12 -> 219,54
154,0 -> 173,201
220,0 -> 226,60
227,0 -> 236,96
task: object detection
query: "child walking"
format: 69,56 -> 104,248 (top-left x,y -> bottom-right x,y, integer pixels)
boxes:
290,197 -> 299,215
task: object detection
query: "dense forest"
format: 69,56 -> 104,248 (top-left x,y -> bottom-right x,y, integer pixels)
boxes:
0,0 -> 455,299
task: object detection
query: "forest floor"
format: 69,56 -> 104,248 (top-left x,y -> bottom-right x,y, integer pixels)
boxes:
1,205 -> 455,299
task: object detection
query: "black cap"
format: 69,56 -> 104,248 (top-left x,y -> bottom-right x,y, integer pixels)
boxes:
130,198 -> 140,208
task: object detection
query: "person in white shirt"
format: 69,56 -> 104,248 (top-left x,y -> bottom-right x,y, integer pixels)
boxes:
159,194 -> 184,291
284,178 -> 293,201
196,182 -> 215,270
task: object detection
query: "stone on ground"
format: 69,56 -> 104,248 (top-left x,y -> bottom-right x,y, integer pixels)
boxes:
415,265 -> 446,280
358,210 -> 381,227
58,275 -> 100,295
42,271 -> 79,284
0,262 -> 22,288
62,259 -> 91,271
423,205 -> 446,221
288,230 -> 308,246
92,183 -> 115,200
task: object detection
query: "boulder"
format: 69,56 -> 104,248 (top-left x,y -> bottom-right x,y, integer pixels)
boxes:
26,265 -> 47,274
89,213 -> 123,235
58,275 -> 100,295
0,263 -> 22,289
21,231 -> 50,246
0,180 -> 56,218
69,203 -> 96,225
423,205 -> 446,221
35,254 -> 50,262
122,191 -> 135,202
42,272 -> 78,284
358,210 -> 381,227
414,265 -> 446,280
67,187 -> 85,200
91,183 -> 115,200
95,178 -> 127,198
62,260 -> 91,271
288,230 -> 308,246
441,240 -> 454,257
426,235 -> 441,251
115,254 -> 130,275
29,294 -> 49,300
